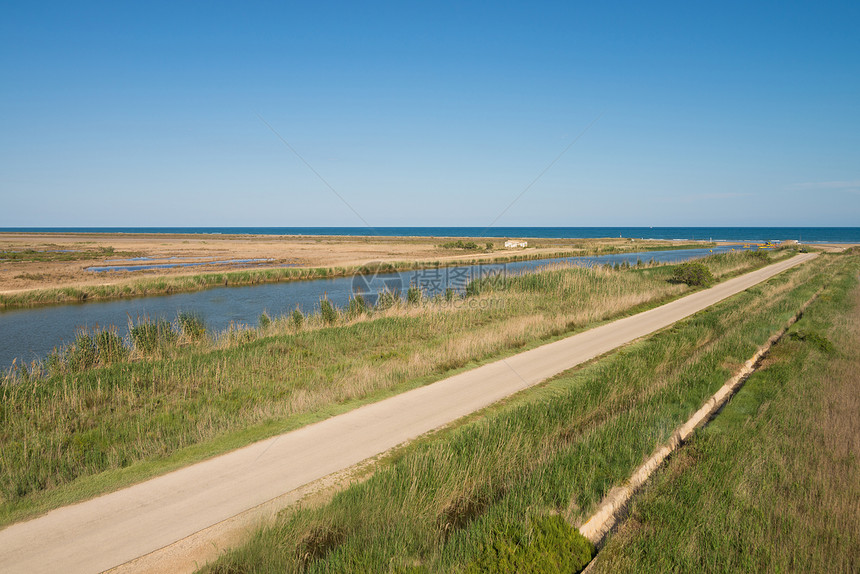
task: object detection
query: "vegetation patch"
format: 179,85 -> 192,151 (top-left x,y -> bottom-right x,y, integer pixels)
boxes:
788,329 -> 835,353
466,515 -> 593,574
670,262 -> 715,286
197,253 -> 841,573
0,249 -> 795,526
440,240 -> 483,250
591,257 -> 859,573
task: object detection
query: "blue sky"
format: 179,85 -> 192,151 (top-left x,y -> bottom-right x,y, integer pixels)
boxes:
1,1 -> 858,227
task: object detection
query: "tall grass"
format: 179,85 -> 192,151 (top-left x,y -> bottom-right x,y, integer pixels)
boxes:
0,250 -> 789,523
200,250 -> 845,573
592,256 -> 860,573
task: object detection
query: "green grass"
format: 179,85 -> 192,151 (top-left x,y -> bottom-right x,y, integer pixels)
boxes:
0,246 -> 133,263
591,256 -> 860,573
0,250 -> 784,527
197,252 -> 847,573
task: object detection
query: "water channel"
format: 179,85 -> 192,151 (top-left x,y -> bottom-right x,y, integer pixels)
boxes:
0,246 -> 751,369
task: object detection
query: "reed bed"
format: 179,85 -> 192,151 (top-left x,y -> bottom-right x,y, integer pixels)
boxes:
0,250 -> 786,523
200,252 -> 847,573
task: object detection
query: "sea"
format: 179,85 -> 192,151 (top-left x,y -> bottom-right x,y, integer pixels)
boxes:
2,227 -> 859,243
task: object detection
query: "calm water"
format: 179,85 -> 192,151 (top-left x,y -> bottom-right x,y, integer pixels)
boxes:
0,246 -> 750,369
2,226 -> 859,243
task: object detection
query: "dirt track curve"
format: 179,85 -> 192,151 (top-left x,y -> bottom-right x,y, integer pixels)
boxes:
0,252 -> 818,574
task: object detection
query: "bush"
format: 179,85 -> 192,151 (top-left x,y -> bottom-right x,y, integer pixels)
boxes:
407,284 -> 422,305
376,289 -> 400,310
347,295 -> 368,319
96,328 -> 128,364
320,298 -> 338,325
466,515 -> 594,573
291,307 -> 304,330
130,317 -> 177,355
66,332 -> 98,371
671,262 -> 714,286
441,240 -> 480,250
258,311 -> 272,329
177,312 -> 206,341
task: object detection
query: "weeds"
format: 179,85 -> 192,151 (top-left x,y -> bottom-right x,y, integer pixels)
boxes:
407,284 -> 423,305
95,329 -> 128,364
465,516 -> 593,574
129,317 -> 177,356
347,296 -> 368,319
258,312 -> 272,329
177,312 -> 207,342
320,297 -> 338,325
376,289 -> 400,310
291,307 -> 304,330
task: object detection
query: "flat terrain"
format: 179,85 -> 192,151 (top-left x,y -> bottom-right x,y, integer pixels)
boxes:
0,253 -> 816,574
0,232 -> 703,294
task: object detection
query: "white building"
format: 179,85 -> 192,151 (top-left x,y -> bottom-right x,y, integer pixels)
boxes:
504,239 -> 528,248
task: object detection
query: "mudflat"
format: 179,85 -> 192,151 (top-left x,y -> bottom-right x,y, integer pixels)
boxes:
0,232 -> 697,295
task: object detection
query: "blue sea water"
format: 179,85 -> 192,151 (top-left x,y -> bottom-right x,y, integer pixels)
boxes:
2,227 -> 859,242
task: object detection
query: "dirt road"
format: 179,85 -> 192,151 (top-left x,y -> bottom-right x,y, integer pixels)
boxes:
0,253 -> 818,574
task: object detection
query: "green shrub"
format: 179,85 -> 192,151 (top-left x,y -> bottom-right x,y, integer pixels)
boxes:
320,298 -> 338,325
130,317 -> 177,355
376,289 -> 400,310
258,311 -> 272,329
291,307 -> 304,330
407,284 -> 422,305
176,312 -> 206,341
66,332 -> 98,371
95,329 -> 128,364
670,262 -> 714,286
441,240 -> 480,250
789,330 -> 835,353
466,515 -> 594,573
347,295 -> 369,319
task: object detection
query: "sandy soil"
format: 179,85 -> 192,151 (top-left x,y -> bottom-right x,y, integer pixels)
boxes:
0,232 -> 696,295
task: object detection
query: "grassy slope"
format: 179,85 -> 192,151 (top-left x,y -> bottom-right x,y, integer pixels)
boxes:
0,251 -> 779,527
592,254 -> 860,573
199,254 -> 851,572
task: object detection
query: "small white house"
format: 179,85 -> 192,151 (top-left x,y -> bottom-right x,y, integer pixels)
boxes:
504,239 -> 528,249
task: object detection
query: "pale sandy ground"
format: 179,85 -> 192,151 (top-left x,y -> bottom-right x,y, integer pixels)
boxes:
0,232 -> 705,295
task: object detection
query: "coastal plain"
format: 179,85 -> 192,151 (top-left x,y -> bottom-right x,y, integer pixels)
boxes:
0,232 -> 705,295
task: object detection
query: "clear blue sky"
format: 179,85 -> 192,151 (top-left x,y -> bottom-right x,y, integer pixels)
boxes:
2,1 -> 858,227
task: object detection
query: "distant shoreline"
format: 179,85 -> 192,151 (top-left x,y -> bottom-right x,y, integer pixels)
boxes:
2,226 -> 859,243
